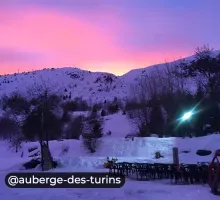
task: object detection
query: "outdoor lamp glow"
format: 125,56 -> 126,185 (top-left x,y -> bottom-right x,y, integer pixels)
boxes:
181,111 -> 193,121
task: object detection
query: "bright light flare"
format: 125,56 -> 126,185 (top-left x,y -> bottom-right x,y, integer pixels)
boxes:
175,101 -> 203,131
181,111 -> 193,121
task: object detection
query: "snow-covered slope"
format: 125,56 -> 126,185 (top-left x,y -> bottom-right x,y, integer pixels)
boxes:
1,133 -> 220,170
0,112 -> 219,171
0,112 -> 219,200
0,67 -> 124,102
0,51 -> 219,102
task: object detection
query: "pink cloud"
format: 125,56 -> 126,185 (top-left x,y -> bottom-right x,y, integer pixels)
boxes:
0,6 -> 191,75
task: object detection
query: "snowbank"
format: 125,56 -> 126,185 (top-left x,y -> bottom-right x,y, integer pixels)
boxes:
1,134 -> 219,171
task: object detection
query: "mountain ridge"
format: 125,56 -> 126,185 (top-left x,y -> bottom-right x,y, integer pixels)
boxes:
0,50 -> 219,102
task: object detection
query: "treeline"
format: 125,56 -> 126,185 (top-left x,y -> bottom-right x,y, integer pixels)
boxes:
125,46 -> 220,137
0,81 -> 123,153
0,83 -> 113,153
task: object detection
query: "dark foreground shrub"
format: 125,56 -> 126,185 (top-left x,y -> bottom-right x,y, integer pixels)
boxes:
23,159 -> 58,169
181,150 -> 190,154
196,149 -> 212,156
23,159 -> 41,169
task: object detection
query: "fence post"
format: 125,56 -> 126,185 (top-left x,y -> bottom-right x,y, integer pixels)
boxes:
173,147 -> 179,165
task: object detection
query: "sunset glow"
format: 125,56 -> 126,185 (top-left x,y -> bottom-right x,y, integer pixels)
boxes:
0,0 -> 220,75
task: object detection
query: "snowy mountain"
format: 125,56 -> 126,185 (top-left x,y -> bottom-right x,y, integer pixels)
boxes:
0,50 -> 219,102
1,49 -> 220,200
0,67 -> 128,102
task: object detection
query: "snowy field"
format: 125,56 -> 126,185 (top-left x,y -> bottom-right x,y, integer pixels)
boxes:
0,174 -> 218,200
0,112 -> 219,199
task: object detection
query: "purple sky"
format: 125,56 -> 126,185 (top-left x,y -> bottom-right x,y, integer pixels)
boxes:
0,0 -> 220,75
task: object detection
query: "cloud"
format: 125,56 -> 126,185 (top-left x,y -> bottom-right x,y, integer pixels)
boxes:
0,48 -> 42,63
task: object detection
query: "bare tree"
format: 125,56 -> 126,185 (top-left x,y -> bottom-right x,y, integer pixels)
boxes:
64,116 -> 84,139
0,116 -> 18,141
0,114 -> 23,152
127,61 -> 188,136
195,45 -> 214,60
127,72 -> 158,136
24,79 -> 62,171
11,130 -> 23,153
182,45 -> 220,98
82,111 -> 103,153
82,134 -> 101,153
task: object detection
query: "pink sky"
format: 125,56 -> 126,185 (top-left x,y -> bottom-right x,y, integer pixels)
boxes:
0,1 -> 219,75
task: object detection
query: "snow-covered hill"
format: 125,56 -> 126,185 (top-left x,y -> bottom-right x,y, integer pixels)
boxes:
0,51 -> 219,102
0,50 -> 219,103
0,67 -> 124,102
